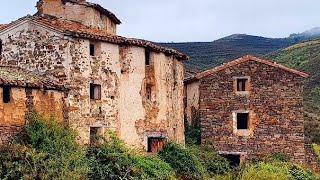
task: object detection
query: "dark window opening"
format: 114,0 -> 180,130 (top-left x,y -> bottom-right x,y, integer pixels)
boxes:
3,85 -> 11,103
90,44 -> 95,56
0,40 -> 2,56
237,78 -> 248,91
237,113 -> 249,130
90,84 -> 101,100
90,127 -> 101,145
145,50 -> 151,66
146,86 -> 152,101
221,154 -> 241,167
147,137 -> 166,153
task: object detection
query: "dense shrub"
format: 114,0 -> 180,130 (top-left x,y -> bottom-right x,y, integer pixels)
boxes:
189,146 -> 231,176
289,164 -> 318,180
158,142 -> 208,180
132,155 -> 175,180
0,113 -> 89,179
265,153 -> 290,163
313,144 -> 320,162
238,161 -> 319,180
239,162 -> 290,180
185,126 -> 201,145
88,131 -> 175,180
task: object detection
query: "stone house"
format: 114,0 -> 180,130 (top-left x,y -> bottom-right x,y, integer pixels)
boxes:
0,0 -> 188,151
185,55 -> 309,164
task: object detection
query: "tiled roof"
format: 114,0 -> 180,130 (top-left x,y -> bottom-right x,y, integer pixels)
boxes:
29,15 -> 188,60
0,24 -> 7,30
1,15 -> 187,60
0,66 -> 65,90
62,0 -> 121,24
196,55 -> 309,79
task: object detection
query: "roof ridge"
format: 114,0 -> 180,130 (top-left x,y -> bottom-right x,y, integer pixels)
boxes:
61,0 -> 121,24
196,55 -> 309,79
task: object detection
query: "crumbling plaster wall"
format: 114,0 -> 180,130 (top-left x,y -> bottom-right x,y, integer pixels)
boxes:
0,87 -> 64,143
200,60 -> 306,163
185,80 -> 200,126
119,46 -> 185,149
68,39 -> 121,144
37,0 -> 117,34
0,22 -> 70,84
0,22 -> 185,148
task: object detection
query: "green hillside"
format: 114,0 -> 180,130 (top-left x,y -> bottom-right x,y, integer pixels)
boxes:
160,28 -> 320,76
266,40 -> 320,143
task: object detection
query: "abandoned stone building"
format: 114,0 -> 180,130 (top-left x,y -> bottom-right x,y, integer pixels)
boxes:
0,0 -> 188,151
185,55 -> 309,164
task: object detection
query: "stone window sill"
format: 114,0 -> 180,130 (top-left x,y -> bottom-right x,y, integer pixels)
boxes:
234,129 -> 252,136
235,91 -> 250,96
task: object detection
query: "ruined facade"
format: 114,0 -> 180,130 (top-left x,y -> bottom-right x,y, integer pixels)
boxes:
186,55 -> 308,163
0,0 -> 187,150
0,67 -> 65,143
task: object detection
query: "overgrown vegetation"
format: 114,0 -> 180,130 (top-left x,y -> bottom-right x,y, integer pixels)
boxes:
1,114 -> 319,180
87,131 -> 175,180
0,113 -> 89,179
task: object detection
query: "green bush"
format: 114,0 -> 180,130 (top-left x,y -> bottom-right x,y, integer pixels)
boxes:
313,144 -> 320,162
289,164 -> 318,180
239,162 -> 290,180
0,113 -> 89,179
132,155 -> 176,180
88,131 -> 175,180
158,142 -> 208,180
189,146 -> 231,176
185,124 -> 201,145
238,161 -> 319,180
265,153 -> 290,163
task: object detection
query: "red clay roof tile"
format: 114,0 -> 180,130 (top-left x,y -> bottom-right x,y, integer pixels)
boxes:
26,15 -> 188,60
0,66 -> 66,90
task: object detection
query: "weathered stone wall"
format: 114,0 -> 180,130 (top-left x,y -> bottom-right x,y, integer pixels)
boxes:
199,60 -> 306,163
37,0 -> 117,34
67,38 -> 121,144
0,22 -> 69,84
0,20 -> 185,148
185,80 -> 200,126
119,46 -> 185,149
0,87 -> 64,144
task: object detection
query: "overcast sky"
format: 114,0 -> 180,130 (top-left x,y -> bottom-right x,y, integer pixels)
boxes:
0,0 -> 319,42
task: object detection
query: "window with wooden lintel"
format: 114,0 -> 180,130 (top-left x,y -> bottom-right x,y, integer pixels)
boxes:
236,113 -> 249,130
147,137 -> 166,153
2,85 -> 11,103
90,83 -> 101,100
236,78 -> 249,92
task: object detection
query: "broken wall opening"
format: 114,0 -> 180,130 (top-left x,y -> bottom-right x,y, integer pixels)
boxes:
147,137 -> 166,153
221,154 -> 241,167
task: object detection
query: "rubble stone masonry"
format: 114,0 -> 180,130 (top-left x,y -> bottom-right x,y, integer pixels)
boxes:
0,8 -> 185,148
199,60 -> 306,163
